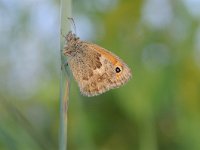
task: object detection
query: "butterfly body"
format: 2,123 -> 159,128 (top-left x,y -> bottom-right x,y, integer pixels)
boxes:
63,31 -> 132,97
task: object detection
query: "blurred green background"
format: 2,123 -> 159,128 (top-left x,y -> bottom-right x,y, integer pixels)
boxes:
1,0 -> 200,150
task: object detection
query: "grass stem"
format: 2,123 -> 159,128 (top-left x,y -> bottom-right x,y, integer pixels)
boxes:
59,0 -> 71,150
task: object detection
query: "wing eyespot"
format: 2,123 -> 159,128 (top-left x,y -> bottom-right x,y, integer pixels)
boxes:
115,66 -> 122,73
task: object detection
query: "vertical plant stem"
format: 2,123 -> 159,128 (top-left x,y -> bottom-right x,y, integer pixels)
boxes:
59,0 -> 71,150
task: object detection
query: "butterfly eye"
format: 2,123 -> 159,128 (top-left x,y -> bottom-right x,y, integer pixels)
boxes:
115,66 -> 122,73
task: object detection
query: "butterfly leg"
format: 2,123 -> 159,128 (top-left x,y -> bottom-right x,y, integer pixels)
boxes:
61,61 -> 68,70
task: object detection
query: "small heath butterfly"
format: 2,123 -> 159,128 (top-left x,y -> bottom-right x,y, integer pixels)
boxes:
63,31 -> 132,97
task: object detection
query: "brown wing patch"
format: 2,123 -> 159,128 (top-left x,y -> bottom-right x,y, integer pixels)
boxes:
82,76 -> 89,81
80,73 -> 111,96
86,43 -> 119,66
84,49 -> 102,70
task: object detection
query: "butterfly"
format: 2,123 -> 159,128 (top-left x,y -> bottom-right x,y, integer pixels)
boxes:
63,31 -> 132,97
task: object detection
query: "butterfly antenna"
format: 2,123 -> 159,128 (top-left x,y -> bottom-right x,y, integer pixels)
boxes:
67,17 -> 76,34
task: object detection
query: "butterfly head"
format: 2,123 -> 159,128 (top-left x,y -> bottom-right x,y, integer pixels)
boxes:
63,31 -> 82,57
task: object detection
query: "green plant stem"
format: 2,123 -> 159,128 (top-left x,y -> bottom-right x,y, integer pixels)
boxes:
59,0 -> 71,150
